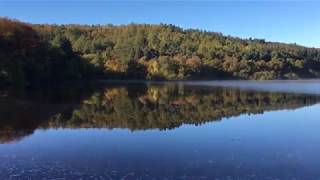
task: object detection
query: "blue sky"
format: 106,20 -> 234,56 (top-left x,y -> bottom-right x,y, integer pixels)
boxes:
1,1 -> 319,47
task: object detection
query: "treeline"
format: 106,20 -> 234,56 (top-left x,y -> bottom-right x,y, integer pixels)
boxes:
35,21 -> 320,80
1,18 -> 320,86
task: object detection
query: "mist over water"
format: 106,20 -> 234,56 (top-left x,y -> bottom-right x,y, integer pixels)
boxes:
182,79 -> 320,95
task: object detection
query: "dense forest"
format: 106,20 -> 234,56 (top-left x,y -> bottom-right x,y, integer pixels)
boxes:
1,84 -> 320,142
1,18 -> 320,86
0,18 -> 100,87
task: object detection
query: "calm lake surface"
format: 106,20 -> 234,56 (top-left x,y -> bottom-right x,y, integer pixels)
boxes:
1,80 -> 320,179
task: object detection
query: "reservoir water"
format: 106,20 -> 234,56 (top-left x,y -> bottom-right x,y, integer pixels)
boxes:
1,81 -> 320,179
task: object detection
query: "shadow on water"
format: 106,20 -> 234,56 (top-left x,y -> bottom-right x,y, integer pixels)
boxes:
0,82 -> 320,143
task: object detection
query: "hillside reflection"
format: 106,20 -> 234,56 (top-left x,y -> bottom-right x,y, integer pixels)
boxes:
1,83 -> 320,143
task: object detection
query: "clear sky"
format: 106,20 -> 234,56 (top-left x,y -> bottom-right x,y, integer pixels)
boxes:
1,1 -> 319,47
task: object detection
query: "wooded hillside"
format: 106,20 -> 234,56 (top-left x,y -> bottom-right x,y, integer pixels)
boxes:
1,18 -> 320,86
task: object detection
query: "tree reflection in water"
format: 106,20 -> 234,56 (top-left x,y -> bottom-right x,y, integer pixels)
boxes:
1,83 -> 319,143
